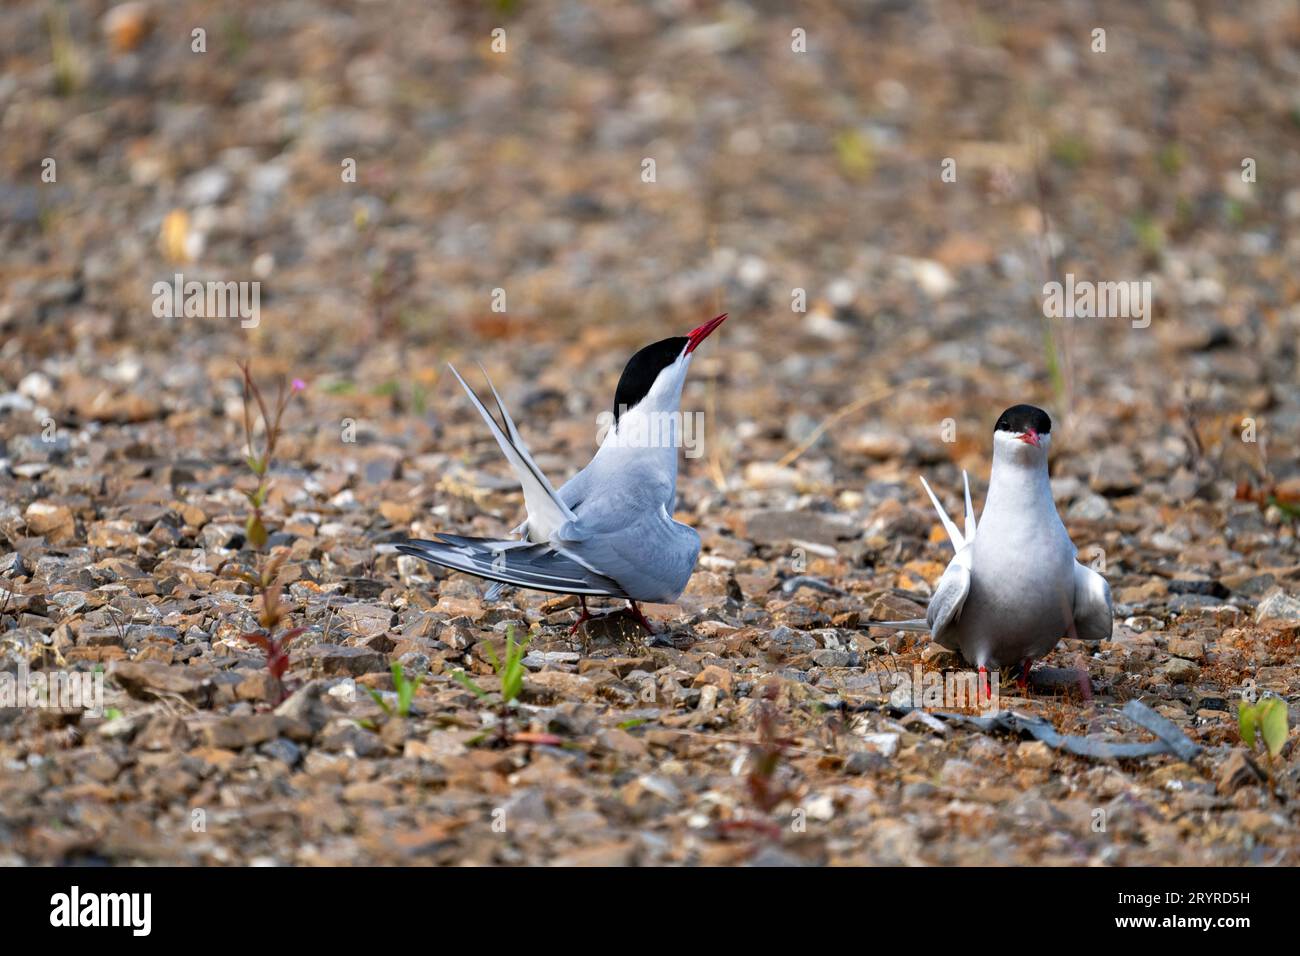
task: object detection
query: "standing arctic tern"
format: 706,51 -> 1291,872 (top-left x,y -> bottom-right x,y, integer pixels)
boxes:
873,405 -> 1112,691
394,314 -> 728,631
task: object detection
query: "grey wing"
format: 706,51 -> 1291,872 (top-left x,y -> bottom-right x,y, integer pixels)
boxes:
555,466 -> 594,511
1071,561 -> 1112,643
397,535 -> 628,598
927,560 -> 970,651
556,503 -> 700,604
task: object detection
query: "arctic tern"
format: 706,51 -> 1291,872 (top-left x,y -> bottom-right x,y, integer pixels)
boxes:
394,314 -> 728,632
871,404 -> 1112,693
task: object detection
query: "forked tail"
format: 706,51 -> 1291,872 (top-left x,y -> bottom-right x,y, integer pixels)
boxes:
919,470 -> 976,552
864,470 -> 976,633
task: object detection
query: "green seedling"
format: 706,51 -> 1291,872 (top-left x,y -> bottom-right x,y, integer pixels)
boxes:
451,624 -> 529,706
367,662 -> 422,719
1239,695 -> 1289,795
450,625 -> 531,746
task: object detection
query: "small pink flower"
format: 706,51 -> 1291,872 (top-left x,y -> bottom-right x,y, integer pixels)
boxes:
291,378 -> 306,393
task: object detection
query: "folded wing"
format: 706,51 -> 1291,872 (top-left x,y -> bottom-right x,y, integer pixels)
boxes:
1071,561 -> 1113,643
396,535 -> 628,598
555,502 -> 700,605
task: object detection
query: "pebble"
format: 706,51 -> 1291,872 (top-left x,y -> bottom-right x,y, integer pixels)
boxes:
1256,589 -> 1300,624
301,644 -> 387,677
1161,658 -> 1201,684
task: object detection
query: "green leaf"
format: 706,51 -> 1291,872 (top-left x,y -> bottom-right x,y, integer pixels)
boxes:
501,666 -> 522,704
391,661 -> 419,717
617,718 -> 647,730
498,624 -> 529,704
451,669 -> 490,701
366,686 -> 392,717
1238,702 -> 1258,750
1258,697 -> 1289,758
398,678 -> 418,717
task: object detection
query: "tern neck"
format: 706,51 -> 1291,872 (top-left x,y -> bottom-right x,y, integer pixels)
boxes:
599,370 -> 688,484
984,443 -> 1052,518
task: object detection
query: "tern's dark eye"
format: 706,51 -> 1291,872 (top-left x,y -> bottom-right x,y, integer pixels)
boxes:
613,337 -> 687,424
994,404 -> 1052,436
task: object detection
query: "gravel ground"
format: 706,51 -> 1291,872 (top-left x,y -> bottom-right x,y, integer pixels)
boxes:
1,0 -> 1298,865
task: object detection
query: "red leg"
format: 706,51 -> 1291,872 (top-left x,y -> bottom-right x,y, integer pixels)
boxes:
569,596 -> 593,634
623,600 -> 656,635
978,665 -> 990,703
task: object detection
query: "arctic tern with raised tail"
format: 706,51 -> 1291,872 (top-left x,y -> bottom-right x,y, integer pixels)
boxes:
393,314 -> 728,632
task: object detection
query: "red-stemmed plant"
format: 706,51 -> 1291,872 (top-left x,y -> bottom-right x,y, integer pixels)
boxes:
234,362 -> 305,704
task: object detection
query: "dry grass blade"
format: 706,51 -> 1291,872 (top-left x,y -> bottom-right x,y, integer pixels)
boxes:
777,380 -> 928,468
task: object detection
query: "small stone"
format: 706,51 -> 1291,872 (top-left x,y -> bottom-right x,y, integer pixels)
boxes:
1216,749 -> 1263,795
201,714 -> 280,750
766,626 -> 817,653
744,510 -> 851,547
939,758 -> 980,787
869,593 -> 928,622
921,643 -> 959,667
1017,741 -> 1055,768
846,428 -> 910,459
811,649 -> 854,668
1168,577 -> 1229,599
135,713 -> 193,751
259,737 -> 303,766
551,841 -> 635,867
597,727 -> 648,758
199,523 -> 243,550
525,670 -> 597,701
24,503 -> 75,543
181,166 -> 232,206
1067,494 -> 1112,521
301,643 -> 386,676
1256,589 -> 1300,625
1161,658 -> 1201,684
335,602 -> 396,638
844,751 -> 886,774
900,709 -> 947,736
743,462 -> 800,490
522,651 -> 581,671
103,2 -> 154,53
379,501 -> 417,525
87,520 -> 143,550
692,664 -> 734,696
272,680 -> 332,734
1090,454 -> 1141,495
111,662 -> 214,706
1167,637 -> 1205,661
858,733 -> 899,758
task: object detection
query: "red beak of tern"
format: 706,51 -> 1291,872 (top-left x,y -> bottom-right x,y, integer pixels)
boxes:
684,313 -> 728,354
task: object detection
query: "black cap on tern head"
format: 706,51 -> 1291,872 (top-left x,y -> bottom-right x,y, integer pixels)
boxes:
994,404 -> 1052,436
611,314 -> 728,425
613,337 -> 687,424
